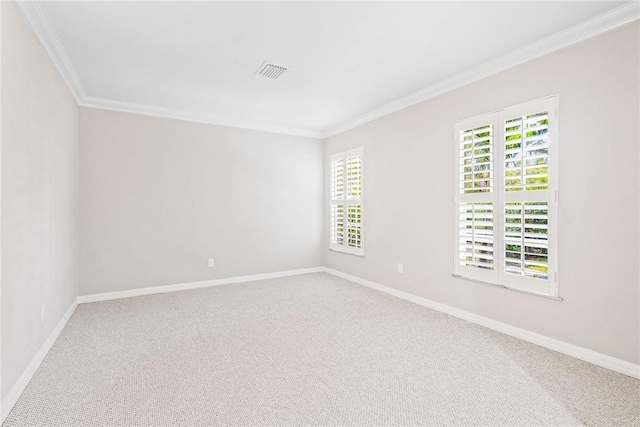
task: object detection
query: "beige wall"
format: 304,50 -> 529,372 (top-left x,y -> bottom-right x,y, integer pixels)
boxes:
324,22 -> 640,364
1,1 -> 79,399
79,108 -> 323,295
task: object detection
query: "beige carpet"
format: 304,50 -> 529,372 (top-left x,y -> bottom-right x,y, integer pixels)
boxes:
3,273 -> 639,426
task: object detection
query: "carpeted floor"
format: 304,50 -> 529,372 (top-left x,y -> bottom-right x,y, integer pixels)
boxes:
4,273 -> 639,426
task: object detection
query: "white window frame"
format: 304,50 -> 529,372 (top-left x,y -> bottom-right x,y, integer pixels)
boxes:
330,147 -> 364,256
453,96 -> 559,297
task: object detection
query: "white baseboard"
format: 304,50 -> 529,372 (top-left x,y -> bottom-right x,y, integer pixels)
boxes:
77,267 -> 325,304
323,267 -> 640,380
1,299 -> 78,423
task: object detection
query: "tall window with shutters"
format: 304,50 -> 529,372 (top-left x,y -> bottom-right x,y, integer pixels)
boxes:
454,97 -> 558,296
330,148 -> 364,256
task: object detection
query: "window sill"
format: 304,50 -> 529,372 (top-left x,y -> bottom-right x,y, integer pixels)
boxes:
451,274 -> 563,301
330,248 -> 364,257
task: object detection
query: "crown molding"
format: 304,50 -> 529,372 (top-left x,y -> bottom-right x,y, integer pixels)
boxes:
79,97 -> 324,139
323,2 -> 640,138
15,0 -> 322,139
15,0 -> 86,103
15,1 -> 639,140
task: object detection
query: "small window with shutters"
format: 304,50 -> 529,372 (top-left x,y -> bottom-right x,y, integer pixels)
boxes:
330,148 -> 364,256
453,97 -> 558,297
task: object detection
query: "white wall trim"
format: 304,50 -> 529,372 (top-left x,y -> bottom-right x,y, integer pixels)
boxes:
77,267 -> 325,304
323,2 -> 640,138
79,97 -> 323,139
14,0 -> 86,103
0,299 -> 78,424
322,267 -> 640,380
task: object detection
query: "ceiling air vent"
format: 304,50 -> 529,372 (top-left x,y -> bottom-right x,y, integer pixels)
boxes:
256,61 -> 288,79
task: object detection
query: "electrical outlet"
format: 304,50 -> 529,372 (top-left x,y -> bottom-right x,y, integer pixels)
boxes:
397,263 -> 403,274
208,258 -> 215,268
41,304 -> 46,323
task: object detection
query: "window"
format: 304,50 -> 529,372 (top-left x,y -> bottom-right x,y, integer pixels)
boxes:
454,97 -> 558,296
330,148 -> 364,256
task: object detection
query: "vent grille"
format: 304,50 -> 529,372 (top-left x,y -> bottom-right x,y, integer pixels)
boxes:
256,61 -> 287,79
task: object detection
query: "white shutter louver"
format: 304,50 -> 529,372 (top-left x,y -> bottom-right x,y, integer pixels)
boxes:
504,111 -> 549,192
455,113 -> 497,283
458,202 -> 494,270
346,204 -> 362,249
501,99 -> 555,294
460,124 -> 493,194
347,155 -> 362,199
504,202 -> 549,279
330,148 -> 364,256
330,204 -> 344,245
331,158 -> 344,200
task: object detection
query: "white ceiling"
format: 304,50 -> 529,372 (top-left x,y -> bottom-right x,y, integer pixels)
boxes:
25,1 -> 636,137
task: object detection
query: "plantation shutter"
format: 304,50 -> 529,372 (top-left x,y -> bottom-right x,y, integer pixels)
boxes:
454,113 -> 498,283
500,98 -> 557,295
330,148 -> 364,256
454,97 -> 558,296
